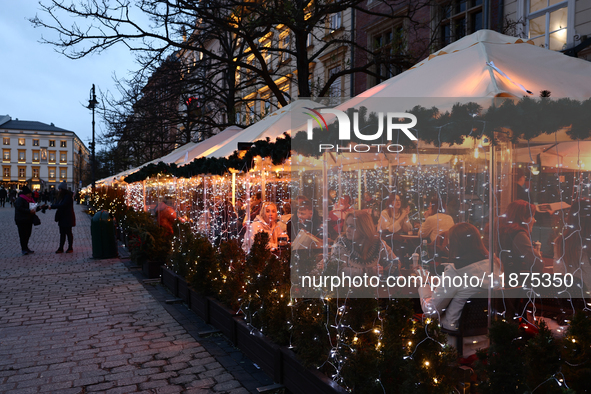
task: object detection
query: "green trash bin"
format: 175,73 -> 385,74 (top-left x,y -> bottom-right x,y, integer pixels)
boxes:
91,210 -> 118,259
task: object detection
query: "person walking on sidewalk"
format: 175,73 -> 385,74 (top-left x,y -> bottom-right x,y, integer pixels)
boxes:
9,188 -> 17,207
14,186 -> 39,255
50,182 -> 75,253
0,185 -> 7,207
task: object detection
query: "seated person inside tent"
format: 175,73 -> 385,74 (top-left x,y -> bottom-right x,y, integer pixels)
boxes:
242,201 -> 288,252
554,198 -> 591,298
154,196 -> 177,236
418,223 -> 498,356
330,210 -> 396,278
498,200 -> 543,277
328,196 -> 354,238
378,193 -> 413,257
287,199 -> 322,241
418,197 -> 455,243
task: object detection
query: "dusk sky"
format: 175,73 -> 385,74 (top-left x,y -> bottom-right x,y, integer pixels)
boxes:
0,1 -> 140,150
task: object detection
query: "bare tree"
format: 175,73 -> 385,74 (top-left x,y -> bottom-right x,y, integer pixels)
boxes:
31,0 -> 435,104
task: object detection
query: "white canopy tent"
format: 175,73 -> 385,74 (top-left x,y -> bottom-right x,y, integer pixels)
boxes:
176,126 -> 242,165
206,99 -> 321,158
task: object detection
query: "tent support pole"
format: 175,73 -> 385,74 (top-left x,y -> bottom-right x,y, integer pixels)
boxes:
358,169 -> 362,209
142,180 -> 146,212
323,152 -> 329,265
232,173 -> 236,207
488,145 -> 495,329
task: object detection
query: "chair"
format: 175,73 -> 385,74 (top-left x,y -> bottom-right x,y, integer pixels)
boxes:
441,291 -> 489,357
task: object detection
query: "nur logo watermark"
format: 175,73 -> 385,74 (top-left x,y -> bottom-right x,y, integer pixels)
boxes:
304,108 -> 417,153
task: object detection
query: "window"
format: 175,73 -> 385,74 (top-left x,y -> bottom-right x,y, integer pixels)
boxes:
49,151 -> 56,163
2,137 -> 9,145
18,167 -> 26,179
527,0 -> 569,51
2,149 -> 9,162
49,140 -> 55,147
328,66 -> 342,97
60,140 -> 67,148
60,168 -> 67,181
18,150 -> 26,163
329,13 -> 342,32
247,103 -> 256,125
306,33 -> 314,47
32,150 -> 40,163
48,167 -> 56,180
371,26 -> 406,87
278,32 -> 291,64
32,167 -> 40,179
261,38 -> 271,68
60,152 -> 67,163
33,139 -> 39,146
440,0 -> 483,47
261,95 -> 272,116
2,166 -> 9,178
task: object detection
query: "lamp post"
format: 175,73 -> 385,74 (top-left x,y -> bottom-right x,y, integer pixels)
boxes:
88,84 -> 99,193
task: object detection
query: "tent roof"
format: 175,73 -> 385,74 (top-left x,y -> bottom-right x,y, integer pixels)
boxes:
177,126 -> 242,165
207,99 -> 320,158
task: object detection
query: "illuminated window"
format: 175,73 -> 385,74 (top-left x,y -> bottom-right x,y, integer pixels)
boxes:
49,140 -> 55,147
2,166 -> 9,178
2,137 -> 9,145
329,13 -> 342,32
527,0 -> 570,51
18,150 -> 26,162
60,140 -> 67,148
33,139 -> 39,146
32,167 -> 40,179
18,167 -> 26,179
48,167 -> 56,180
60,168 -> 67,181
2,149 -> 9,162
32,150 -> 40,163
18,138 -> 25,146
60,152 -> 67,163
278,32 -> 291,64
49,151 -> 56,163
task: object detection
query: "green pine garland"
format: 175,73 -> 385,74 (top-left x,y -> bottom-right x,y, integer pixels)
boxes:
124,134 -> 291,183
122,96 -> 590,183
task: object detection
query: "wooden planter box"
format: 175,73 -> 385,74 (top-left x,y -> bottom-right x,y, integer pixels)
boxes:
142,260 -> 162,279
178,278 -> 190,304
209,298 -> 239,343
234,317 -> 282,383
160,269 -> 346,394
190,289 -> 208,320
161,267 -> 178,296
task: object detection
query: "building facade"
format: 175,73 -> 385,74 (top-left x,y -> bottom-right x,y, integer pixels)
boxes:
504,0 -> 591,60
0,115 -> 89,192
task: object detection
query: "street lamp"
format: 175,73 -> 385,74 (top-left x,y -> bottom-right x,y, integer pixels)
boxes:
88,84 -> 99,193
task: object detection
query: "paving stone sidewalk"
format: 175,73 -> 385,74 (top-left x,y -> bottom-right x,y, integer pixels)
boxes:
0,203 -> 272,394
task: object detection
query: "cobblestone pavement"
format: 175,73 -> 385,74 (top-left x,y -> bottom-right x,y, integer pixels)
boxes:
0,203 -> 271,394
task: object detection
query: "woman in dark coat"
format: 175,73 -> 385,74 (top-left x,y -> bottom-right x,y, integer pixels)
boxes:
51,182 -> 75,253
14,186 -> 39,255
